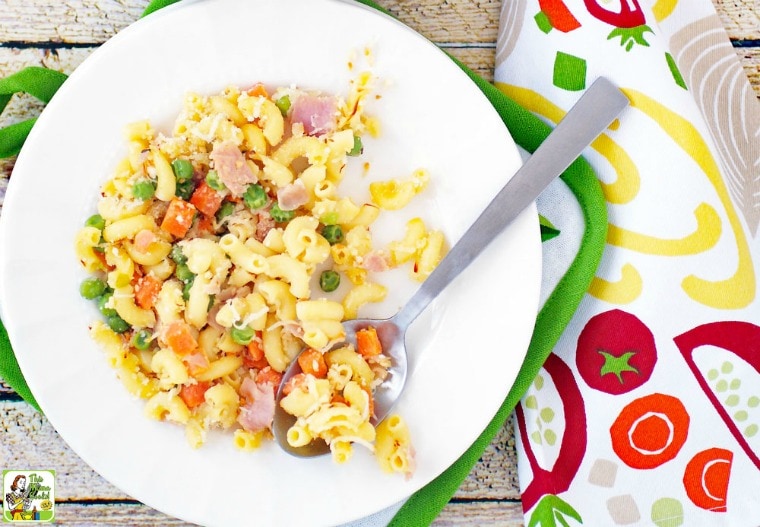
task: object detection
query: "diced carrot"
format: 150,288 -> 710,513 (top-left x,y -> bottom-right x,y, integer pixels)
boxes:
179,381 -> 210,409
242,353 -> 268,370
190,181 -> 224,217
165,320 -> 198,355
160,198 -> 197,238
255,366 -> 283,388
356,326 -> 383,357
297,348 -> 328,378
134,274 -> 162,309
246,83 -> 269,98
331,394 -> 348,406
242,335 -> 268,369
247,335 -> 265,361
196,214 -> 215,234
94,250 -> 111,271
282,373 -> 308,396
130,266 -> 144,286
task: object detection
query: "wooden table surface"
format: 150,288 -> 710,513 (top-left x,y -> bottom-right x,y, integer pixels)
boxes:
1,1 -> 758,525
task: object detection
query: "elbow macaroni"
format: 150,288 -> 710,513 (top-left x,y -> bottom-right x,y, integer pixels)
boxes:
76,72 -> 443,476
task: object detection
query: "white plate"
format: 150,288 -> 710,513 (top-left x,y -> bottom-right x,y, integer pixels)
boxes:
0,0 -> 541,525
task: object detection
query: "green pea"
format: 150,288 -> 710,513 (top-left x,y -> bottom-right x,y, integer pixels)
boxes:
270,203 -> 296,222
319,270 -> 340,292
97,292 -> 118,318
175,263 -> 195,283
170,245 -> 187,264
205,170 -> 226,191
321,224 -> 343,245
175,178 -> 196,200
348,134 -> 363,156
132,329 -> 153,350
275,95 -> 291,116
182,279 -> 194,301
243,184 -> 268,210
231,325 -> 255,345
107,315 -> 131,334
216,201 -> 235,220
171,158 -> 194,181
80,277 -> 107,300
85,214 -> 106,230
132,179 -> 157,201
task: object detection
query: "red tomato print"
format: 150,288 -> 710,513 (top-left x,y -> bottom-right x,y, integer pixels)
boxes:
583,0 -> 653,51
576,309 -> 657,395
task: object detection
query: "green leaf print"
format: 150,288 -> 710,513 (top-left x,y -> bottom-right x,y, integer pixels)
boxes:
528,494 -> 583,527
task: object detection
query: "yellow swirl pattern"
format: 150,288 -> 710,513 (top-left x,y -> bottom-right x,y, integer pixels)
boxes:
624,89 -> 755,308
652,0 -> 679,22
608,202 -> 722,255
589,263 -> 643,304
495,83 -> 640,204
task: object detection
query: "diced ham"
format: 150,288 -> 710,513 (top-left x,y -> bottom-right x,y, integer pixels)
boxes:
217,285 -> 250,304
271,320 -> 305,340
237,376 -> 276,432
290,94 -> 338,136
209,142 -> 257,197
404,445 -> 417,481
183,352 -> 210,376
255,210 -> 275,241
362,250 -> 390,272
277,180 -> 309,211
206,304 -> 225,331
134,229 -> 157,251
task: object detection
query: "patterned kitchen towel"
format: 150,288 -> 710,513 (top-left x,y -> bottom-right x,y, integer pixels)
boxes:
0,0 -> 611,526
494,1 -> 760,525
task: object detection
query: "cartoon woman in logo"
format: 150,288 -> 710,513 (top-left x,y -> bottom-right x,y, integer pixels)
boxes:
5,475 -> 32,520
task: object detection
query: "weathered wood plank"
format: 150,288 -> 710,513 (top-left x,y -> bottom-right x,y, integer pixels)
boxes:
713,0 -> 760,39
39,499 -> 525,526
0,0 -> 146,44
0,0 -> 757,45
2,397 -> 522,524
741,46 -> 760,93
0,402 -> 126,499
0,401 -> 521,499
0,47 -> 94,136
454,417 -> 521,499
0,378 -> 20,397
35,502 -> 195,526
0,47 -> 94,90
443,46 -> 496,82
378,0 -> 502,44
0,0 -> 503,45
0,46 -> 95,200
434,500 -> 525,525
